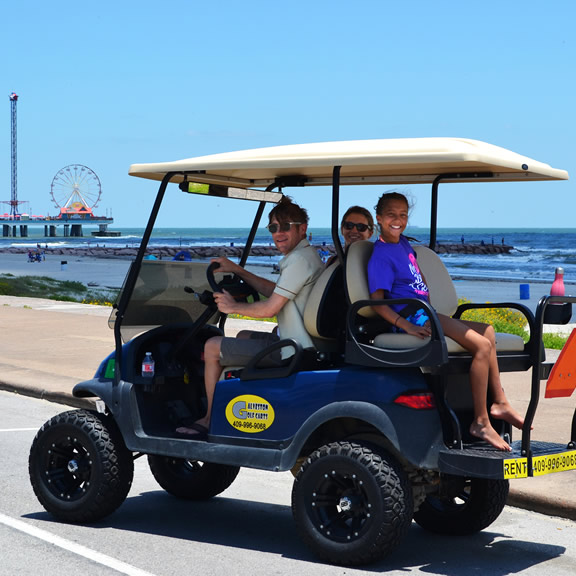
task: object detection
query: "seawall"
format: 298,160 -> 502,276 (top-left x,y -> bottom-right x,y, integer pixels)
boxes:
0,243 -> 513,260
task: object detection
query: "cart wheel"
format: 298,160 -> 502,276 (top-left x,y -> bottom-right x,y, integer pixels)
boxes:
414,475 -> 509,534
148,455 -> 240,499
29,410 -> 133,523
292,441 -> 413,566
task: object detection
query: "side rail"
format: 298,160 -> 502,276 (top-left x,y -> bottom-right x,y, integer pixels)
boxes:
453,300 -> 538,371
240,338 -> 305,381
345,297 -> 448,368
522,294 -> 576,457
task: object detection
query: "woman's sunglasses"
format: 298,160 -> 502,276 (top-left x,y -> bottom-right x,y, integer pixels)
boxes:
267,221 -> 303,234
343,221 -> 371,232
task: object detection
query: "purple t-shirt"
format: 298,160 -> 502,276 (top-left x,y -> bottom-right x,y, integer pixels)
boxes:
367,236 -> 429,311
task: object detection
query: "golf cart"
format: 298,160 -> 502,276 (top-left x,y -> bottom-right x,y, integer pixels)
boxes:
29,138 -> 576,566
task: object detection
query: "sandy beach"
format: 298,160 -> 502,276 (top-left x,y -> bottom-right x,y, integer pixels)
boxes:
0,251 -> 573,334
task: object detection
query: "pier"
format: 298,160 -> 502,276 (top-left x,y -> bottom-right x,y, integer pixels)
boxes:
0,217 -> 118,238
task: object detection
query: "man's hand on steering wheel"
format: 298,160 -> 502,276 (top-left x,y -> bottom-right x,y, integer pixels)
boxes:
206,261 -> 260,303
213,290 -> 237,314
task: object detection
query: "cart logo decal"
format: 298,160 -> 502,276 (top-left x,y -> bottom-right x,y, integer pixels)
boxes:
225,395 -> 275,433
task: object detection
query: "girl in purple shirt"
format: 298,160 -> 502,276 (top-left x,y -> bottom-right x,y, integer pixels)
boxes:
368,192 -> 524,452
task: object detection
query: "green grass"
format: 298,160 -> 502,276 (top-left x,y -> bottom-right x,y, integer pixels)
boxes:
459,298 -> 570,350
542,332 -> 571,350
0,274 -> 117,306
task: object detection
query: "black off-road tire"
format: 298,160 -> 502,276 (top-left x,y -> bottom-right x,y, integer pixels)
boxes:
291,441 -> 413,566
29,410 -> 134,523
148,455 -> 240,500
414,475 -> 509,535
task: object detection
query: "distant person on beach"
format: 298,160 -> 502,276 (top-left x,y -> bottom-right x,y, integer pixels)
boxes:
176,197 -> 324,439
367,191 -> 524,451
326,205 -> 374,266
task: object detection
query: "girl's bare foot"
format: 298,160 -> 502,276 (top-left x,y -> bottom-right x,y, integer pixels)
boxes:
470,420 -> 511,451
490,401 -> 525,430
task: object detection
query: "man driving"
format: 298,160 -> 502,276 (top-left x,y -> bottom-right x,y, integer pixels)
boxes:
176,196 -> 324,439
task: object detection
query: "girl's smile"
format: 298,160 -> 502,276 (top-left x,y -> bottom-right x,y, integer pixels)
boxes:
376,198 -> 409,243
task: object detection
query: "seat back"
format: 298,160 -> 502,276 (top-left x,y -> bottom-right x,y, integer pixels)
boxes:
413,245 -> 458,316
345,241 -> 377,317
303,261 -> 346,351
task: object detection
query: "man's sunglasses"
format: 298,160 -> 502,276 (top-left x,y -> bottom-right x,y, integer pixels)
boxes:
267,221 -> 303,234
343,221 -> 371,232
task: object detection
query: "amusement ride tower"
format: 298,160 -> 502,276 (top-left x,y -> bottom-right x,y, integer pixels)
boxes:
9,92 -> 21,217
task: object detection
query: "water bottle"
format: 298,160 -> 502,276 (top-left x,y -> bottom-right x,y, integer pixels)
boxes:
142,352 -> 155,378
550,267 -> 565,297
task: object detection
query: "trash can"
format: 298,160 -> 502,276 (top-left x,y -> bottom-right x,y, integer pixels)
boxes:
519,284 -> 530,300
61,261 -> 68,271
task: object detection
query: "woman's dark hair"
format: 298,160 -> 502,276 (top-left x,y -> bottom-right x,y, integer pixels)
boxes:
268,196 -> 309,225
341,205 -> 374,231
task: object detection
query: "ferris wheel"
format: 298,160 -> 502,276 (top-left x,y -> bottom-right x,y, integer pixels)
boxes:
50,164 -> 102,212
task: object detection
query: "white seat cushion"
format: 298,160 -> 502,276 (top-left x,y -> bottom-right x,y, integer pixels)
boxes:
374,332 -> 525,353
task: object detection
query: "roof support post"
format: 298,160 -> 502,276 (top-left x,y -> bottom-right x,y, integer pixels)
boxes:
429,172 -> 493,250
430,176 -> 441,250
113,171 -> 176,385
331,166 -> 344,263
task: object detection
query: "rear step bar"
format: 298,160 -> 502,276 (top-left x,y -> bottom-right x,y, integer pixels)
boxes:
439,441 -> 576,479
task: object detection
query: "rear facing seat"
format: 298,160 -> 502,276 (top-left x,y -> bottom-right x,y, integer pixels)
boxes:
345,240 -> 532,369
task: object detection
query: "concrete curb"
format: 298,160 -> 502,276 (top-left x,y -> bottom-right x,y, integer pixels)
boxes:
507,490 -> 576,522
0,381 -> 95,411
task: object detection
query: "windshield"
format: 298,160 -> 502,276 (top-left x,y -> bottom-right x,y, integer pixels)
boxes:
110,260 -> 217,341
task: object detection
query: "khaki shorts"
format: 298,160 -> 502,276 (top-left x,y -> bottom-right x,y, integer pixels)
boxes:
220,330 -> 280,367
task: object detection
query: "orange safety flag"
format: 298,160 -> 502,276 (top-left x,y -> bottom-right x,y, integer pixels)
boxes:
545,329 -> 576,398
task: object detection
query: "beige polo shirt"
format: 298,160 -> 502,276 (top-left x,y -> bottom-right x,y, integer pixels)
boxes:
274,239 -> 324,350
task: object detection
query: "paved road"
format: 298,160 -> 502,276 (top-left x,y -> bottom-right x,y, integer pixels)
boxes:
3,392 -> 576,576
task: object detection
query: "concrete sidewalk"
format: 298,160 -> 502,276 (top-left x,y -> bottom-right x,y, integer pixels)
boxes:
1,295 -> 575,521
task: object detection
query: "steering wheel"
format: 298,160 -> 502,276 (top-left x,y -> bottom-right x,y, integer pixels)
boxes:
206,262 -> 260,302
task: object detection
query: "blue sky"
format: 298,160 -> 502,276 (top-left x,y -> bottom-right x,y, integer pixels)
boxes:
1,1 -> 574,230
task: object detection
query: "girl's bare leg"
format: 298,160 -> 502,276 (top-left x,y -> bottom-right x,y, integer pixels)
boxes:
459,320 -> 525,430
438,314 -> 511,451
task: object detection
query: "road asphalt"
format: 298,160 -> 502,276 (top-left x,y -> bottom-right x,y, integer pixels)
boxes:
1,295 -> 575,522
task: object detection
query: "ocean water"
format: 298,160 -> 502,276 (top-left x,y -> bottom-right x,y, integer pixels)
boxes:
1,226 -> 575,284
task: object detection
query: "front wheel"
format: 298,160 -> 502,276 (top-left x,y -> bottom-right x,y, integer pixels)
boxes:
29,410 -> 134,523
292,441 -> 413,566
148,455 -> 240,500
413,475 -> 509,534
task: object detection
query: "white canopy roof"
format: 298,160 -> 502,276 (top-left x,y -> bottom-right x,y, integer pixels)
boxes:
129,138 -> 568,188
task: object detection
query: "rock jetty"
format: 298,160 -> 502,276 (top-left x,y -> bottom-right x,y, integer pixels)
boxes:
0,243 -> 513,260
434,243 -> 513,255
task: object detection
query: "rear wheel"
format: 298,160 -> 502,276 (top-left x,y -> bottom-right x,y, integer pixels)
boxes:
292,441 -> 413,566
29,410 -> 133,523
413,475 -> 509,534
148,455 -> 240,499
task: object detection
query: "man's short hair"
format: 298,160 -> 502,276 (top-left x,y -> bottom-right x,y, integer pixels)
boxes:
268,196 -> 309,225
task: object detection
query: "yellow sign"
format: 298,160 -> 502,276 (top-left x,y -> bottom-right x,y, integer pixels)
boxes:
503,450 -> 576,479
503,457 -> 529,479
225,394 -> 275,434
532,451 -> 576,476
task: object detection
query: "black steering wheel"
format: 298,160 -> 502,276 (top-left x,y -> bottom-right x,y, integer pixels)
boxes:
207,262 -> 260,302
